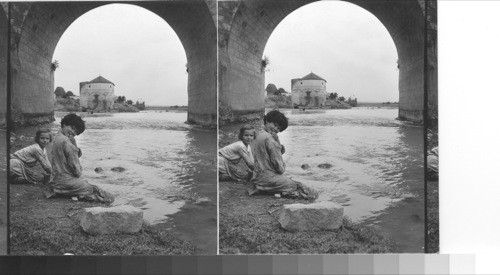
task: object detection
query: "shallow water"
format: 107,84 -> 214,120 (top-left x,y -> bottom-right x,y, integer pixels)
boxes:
58,111 -> 217,254
277,108 -> 424,252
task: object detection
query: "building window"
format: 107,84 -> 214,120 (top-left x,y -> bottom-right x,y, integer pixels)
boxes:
301,82 -> 303,85
89,85 -> 91,88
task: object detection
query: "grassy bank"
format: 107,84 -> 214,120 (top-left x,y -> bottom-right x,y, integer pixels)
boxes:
9,126 -> 197,255
426,124 -> 439,253
219,181 -> 396,254
219,123 -> 398,254
10,184 -> 197,255
427,180 -> 439,253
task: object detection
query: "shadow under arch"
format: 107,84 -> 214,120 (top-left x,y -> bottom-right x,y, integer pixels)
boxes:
8,1 -> 217,126
218,0 -> 437,124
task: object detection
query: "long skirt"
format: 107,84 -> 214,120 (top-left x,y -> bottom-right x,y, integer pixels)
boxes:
251,171 -> 319,200
10,158 -> 48,184
47,177 -> 114,203
218,157 -> 252,181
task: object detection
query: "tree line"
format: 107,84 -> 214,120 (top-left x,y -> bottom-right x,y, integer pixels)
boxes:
54,87 -> 146,110
115,96 -> 145,110
265,83 -> 357,107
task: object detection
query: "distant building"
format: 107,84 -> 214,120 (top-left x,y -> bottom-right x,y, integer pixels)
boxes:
79,76 -> 115,111
291,72 -> 327,108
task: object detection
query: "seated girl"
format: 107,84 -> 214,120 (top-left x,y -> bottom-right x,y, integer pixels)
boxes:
250,110 -> 319,200
219,125 -> 256,181
47,114 -> 114,203
10,128 -> 53,184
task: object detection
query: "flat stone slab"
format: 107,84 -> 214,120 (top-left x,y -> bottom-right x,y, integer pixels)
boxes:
80,205 -> 143,235
278,201 -> 344,232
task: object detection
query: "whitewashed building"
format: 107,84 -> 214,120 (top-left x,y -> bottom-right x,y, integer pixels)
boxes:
291,72 -> 327,108
79,76 -> 115,111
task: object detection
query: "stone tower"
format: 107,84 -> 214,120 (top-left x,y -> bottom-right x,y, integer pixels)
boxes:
291,72 -> 327,108
79,76 -> 115,111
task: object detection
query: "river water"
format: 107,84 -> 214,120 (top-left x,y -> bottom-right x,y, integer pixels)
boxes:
58,111 -> 217,254
276,108 -> 424,253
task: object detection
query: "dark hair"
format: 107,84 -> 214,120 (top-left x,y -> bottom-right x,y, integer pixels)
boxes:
61,113 -> 85,135
264,110 -> 288,132
238,125 -> 256,140
35,128 -> 52,143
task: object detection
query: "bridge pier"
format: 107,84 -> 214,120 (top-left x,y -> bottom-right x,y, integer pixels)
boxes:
0,5 -> 7,127
218,0 -> 437,124
5,1 -> 217,127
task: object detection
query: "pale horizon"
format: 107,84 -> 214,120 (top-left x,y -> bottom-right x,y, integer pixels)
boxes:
263,1 -> 399,103
53,4 -> 188,106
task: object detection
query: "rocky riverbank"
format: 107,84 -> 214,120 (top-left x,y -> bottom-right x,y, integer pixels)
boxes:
10,183 -> 197,255
218,122 -> 398,254
9,126 -> 197,255
265,94 -> 352,109
55,98 -> 140,113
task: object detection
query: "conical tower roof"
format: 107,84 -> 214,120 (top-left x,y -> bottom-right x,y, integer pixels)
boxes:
89,76 -> 114,85
300,72 -> 327,82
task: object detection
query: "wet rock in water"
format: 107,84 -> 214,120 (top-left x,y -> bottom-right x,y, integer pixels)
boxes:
111,167 -> 125,172
301,164 -> 310,170
411,214 -> 421,222
80,205 -> 143,235
278,201 -> 343,232
317,163 -> 332,169
94,167 -> 104,173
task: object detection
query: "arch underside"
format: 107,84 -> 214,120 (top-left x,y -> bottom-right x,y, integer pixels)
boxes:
219,0 -> 437,123
8,0 -> 217,126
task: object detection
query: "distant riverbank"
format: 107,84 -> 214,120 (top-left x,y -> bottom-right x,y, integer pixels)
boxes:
265,94 -> 398,110
146,106 -> 187,112
357,102 -> 399,108
55,98 -> 141,113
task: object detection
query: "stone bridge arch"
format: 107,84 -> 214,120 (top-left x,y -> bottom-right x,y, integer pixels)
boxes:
8,0 -> 217,126
219,0 -> 437,123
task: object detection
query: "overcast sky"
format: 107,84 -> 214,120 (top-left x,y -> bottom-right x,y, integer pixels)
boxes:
263,1 -> 399,102
53,2 -> 398,105
53,4 -> 187,106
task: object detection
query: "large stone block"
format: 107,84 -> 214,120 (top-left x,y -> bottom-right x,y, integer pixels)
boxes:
80,205 -> 144,235
278,202 -> 344,232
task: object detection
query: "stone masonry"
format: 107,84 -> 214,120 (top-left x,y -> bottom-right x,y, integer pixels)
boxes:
1,0 -> 437,126
0,7 -> 7,127
218,0 -> 437,123
80,205 -> 144,235
5,1 -> 217,126
278,202 -> 344,232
